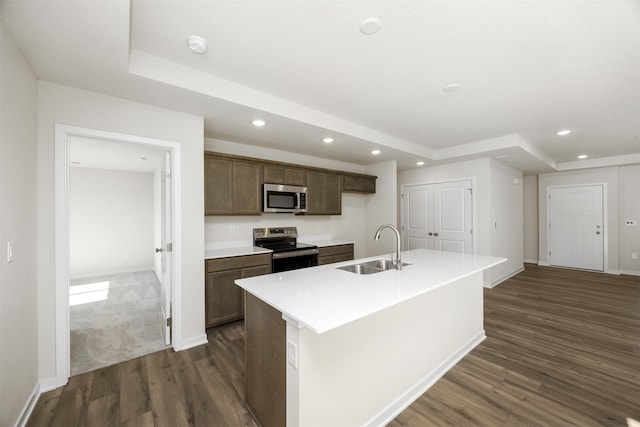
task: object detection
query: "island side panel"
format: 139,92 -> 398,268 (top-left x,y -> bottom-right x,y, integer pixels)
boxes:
245,292 -> 286,427
294,271 -> 484,427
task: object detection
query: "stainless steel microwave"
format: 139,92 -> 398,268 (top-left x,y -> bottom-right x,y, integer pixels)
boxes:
263,184 -> 307,214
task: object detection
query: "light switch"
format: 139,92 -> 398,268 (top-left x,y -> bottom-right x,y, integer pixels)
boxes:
7,241 -> 14,263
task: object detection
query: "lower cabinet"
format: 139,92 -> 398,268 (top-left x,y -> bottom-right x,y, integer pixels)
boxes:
318,243 -> 354,265
205,253 -> 271,328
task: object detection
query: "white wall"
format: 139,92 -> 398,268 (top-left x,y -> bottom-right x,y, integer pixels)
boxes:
618,165 -> 640,275
364,160 -> 398,257
204,138 -> 393,260
0,21 -> 39,427
486,158 -> 524,284
37,82 -> 205,382
538,167 -> 620,272
69,167 -> 155,278
523,175 -> 539,263
398,158 -> 524,286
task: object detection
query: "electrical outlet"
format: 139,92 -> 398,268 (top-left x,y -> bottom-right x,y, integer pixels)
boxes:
7,241 -> 14,263
633,253 -> 639,260
229,225 -> 236,234
287,339 -> 298,369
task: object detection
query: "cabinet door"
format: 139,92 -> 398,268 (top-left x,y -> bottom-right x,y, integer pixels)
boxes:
233,161 -> 262,214
206,269 -> 242,327
306,171 -> 325,215
204,156 -> 233,215
284,168 -> 306,186
264,165 -> 285,184
242,264 -> 272,278
324,174 -> 342,215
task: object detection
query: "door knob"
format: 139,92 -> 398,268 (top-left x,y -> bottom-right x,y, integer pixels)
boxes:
155,247 -> 163,253
596,231 -> 601,235
434,233 -> 439,236
428,232 -> 433,236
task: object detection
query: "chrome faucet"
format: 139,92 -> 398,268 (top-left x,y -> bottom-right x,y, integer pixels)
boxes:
374,224 -> 402,270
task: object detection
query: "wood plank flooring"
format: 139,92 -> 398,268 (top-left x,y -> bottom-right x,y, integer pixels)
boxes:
28,264 -> 639,426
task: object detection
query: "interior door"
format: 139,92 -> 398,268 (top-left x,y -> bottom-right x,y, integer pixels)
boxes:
160,152 -> 172,345
402,184 -> 433,250
548,185 -> 604,271
434,180 -> 473,253
402,180 -> 473,253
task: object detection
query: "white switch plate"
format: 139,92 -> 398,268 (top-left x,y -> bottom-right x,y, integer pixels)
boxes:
7,241 -> 14,263
287,339 -> 298,369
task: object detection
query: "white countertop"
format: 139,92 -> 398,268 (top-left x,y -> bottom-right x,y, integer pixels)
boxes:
205,246 -> 272,260
236,249 -> 506,334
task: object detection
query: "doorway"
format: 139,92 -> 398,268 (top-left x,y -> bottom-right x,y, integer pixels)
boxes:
55,125 -> 181,386
68,136 -> 170,375
401,180 -> 473,253
547,185 -> 604,271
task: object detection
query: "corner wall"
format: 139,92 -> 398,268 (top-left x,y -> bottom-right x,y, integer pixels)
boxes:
37,82 -> 205,382
0,21 -> 39,427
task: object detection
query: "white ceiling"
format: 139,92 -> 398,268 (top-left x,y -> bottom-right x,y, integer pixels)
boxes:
2,0 -> 639,173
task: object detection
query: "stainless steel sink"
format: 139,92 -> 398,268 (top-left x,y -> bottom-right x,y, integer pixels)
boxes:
337,259 -> 410,275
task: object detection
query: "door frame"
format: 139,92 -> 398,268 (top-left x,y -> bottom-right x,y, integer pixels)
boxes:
545,183 -> 608,272
54,124 -> 182,387
400,177 -> 476,254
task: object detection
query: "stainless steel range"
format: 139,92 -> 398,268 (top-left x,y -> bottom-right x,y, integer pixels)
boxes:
253,226 -> 319,272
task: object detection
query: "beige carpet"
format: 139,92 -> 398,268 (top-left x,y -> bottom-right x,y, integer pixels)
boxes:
69,270 -> 169,376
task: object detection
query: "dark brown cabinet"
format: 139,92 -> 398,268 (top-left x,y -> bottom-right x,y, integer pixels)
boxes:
264,165 -> 306,186
205,154 -> 262,215
318,243 -> 354,265
205,253 -> 271,327
343,173 -> 376,194
306,171 -> 342,215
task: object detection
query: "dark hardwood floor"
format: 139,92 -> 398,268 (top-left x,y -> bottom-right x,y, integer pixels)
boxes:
28,264 -> 639,426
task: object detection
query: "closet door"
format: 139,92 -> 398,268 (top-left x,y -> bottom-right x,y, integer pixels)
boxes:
433,180 -> 473,253
402,184 -> 434,250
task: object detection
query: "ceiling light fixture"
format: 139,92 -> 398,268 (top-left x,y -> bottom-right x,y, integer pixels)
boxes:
556,129 -> 572,136
360,17 -> 381,35
371,149 -> 381,155
251,119 -> 266,127
442,84 -> 461,93
322,137 -> 334,144
186,35 -> 208,55
577,154 -> 589,159
416,161 -> 425,166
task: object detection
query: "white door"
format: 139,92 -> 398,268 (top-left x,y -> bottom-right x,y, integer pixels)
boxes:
402,180 -> 473,253
160,152 -> 172,345
548,185 -> 604,271
402,184 -> 433,250
434,180 -> 473,253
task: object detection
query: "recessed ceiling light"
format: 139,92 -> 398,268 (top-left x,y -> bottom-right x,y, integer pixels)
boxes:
322,137 -> 334,144
251,119 -> 266,127
360,17 -> 381,35
186,35 -> 208,55
371,149 -> 381,155
416,161 -> 425,166
442,84 -> 461,93
556,129 -> 572,136
577,154 -> 589,159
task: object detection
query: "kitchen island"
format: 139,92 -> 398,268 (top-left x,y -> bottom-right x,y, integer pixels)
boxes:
236,249 -> 506,427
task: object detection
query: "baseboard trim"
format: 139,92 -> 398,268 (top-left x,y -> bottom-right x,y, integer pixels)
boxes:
537,261 -> 550,266
69,267 -> 155,281
39,376 -> 59,393
620,269 -> 640,277
14,381 -> 40,427
174,333 -> 208,351
523,258 -> 538,264
483,266 -> 525,288
365,331 -> 486,427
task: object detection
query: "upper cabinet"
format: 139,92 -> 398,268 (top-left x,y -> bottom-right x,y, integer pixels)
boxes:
343,173 -> 376,194
204,152 -> 376,216
306,171 -> 342,215
263,165 -> 306,186
205,153 -> 262,215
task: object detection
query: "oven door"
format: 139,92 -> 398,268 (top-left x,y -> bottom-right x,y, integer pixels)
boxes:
272,249 -> 319,272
